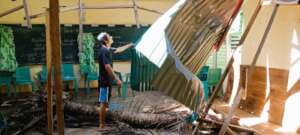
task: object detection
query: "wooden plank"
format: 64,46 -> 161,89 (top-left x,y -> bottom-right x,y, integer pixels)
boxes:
245,3 -> 279,98
137,6 -> 163,14
45,11 -> 53,135
29,6 -> 78,19
239,65 -> 291,124
132,0 -> 140,28
199,117 -> 258,133
192,1 -> 264,134
227,127 -> 238,135
201,0 -> 263,117
0,5 -> 24,17
247,5 -> 278,74
84,5 -> 133,9
49,0 -> 64,134
218,88 -> 243,135
218,4 -> 279,135
23,0 -> 32,28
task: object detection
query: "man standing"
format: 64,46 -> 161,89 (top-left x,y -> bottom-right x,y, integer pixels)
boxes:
97,32 -> 122,131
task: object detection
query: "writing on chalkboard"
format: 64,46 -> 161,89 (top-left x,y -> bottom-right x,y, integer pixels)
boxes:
7,24 -> 148,65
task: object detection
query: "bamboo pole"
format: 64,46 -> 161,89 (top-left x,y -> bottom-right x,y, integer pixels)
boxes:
45,11 -> 53,135
49,0 -> 64,134
23,0 -> 32,29
132,0 -> 140,28
0,5 -> 24,17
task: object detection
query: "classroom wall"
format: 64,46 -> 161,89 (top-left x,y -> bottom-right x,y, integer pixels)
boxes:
236,0 -> 300,131
241,1 -> 300,70
0,0 -> 175,25
0,0 -> 175,94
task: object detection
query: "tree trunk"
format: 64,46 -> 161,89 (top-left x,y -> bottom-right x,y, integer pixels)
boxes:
64,101 -> 185,128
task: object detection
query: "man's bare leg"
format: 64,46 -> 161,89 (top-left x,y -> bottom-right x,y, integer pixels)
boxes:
99,103 -> 107,129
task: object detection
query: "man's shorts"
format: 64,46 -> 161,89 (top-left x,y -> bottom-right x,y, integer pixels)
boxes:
99,87 -> 109,103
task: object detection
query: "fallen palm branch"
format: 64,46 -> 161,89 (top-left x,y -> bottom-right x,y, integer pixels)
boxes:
64,101 -> 186,128
1,91 -> 257,134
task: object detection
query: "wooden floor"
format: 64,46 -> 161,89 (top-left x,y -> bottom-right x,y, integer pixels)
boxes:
212,99 -> 299,135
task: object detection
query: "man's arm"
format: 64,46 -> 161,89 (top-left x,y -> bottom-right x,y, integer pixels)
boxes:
113,43 -> 134,54
104,64 -> 117,81
104,64 -> 122,88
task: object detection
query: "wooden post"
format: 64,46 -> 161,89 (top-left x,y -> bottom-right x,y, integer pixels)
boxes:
78,0 -> 84,54
45,11 -> 53,135
49,0 -> 64,134
23,0 -> 32,29
194,1 -> 263,134
218,4 -> 279,135
218,88 -> 243,135
0,5 -> 24,17
132,0 -> 140,28
201,0 -> 263,117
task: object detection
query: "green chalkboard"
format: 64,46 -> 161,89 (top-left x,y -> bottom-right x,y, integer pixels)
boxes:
7,24 -> 148,65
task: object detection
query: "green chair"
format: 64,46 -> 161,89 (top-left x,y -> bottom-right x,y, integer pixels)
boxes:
113,72 -> 132,98
113,71 -> 123,97
38,65 -> 47,87
197,66 -> 210,101
0,72 -> 13,96
14,66 -> 36,95
207,68 -> 222,95
121,73 -> 131,99
62,64 -> 78,96
85,71 -> 98,94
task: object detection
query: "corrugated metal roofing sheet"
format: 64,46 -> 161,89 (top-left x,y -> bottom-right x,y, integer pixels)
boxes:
134,0 -> 243,109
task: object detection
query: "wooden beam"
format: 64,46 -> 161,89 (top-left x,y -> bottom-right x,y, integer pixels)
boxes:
218,88 -> 243,135
247,4 -> 279,83
29,4 -> 162,20
218,3 -> 279,135
29,6 -> 78,19
45,11 -> 53,135
275,0 -> 300,5
78,0 -> 84,54
226,127 -> 237,135
137,6 -> 163,14
132,0 -> 140,28
194,1 -> 263,134
84,5 -> 133,9
201,0 -> 263,118
0,5 -> 24,18
23,0 -> 32,29
199,117 -> 258,133
49,0 -> 64,134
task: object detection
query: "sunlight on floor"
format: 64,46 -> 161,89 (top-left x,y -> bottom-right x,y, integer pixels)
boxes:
239,100 -> 270,127
275,92 -> 300,133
